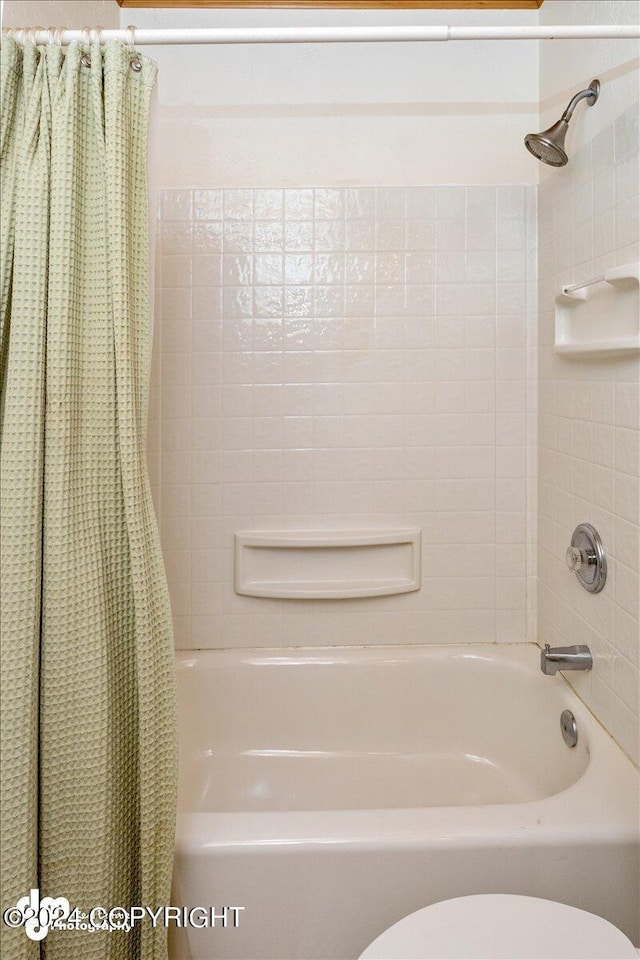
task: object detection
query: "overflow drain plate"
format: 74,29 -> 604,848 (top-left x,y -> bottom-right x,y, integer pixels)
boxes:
560,709 -> 578,747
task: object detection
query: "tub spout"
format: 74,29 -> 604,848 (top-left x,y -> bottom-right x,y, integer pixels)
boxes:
540,644 -> 593,676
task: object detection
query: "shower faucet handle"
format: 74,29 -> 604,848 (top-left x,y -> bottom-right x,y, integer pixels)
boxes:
566,523 -> 607,594
566,546 -> 582,571
565,544 -> 595,572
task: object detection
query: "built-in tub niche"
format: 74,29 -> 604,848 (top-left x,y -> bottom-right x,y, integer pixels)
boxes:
234,529 -> 421,599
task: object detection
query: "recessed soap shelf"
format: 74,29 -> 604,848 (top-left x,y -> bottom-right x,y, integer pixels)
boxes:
234,529 -> 422,599
554,261 -> 639,356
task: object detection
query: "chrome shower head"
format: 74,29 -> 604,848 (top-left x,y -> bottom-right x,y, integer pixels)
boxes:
525,118 -> 570,166
525,79 -> 600,167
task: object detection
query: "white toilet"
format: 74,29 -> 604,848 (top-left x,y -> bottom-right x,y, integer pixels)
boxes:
358,894 -> 638,959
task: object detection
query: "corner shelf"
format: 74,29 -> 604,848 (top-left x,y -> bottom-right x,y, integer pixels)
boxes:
234,529 -> 422,599
554,262 -> 639,357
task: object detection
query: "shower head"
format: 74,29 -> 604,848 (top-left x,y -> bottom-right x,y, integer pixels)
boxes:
525,79 -> 600,167
525,119 -> 571,167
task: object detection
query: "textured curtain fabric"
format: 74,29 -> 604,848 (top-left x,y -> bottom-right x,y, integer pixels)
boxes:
0,38 -> 177,960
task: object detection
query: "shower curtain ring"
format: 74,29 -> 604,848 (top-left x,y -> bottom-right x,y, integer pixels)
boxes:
81,27 -> 91,67
27,25 -> 44,46
90,26 -> 102,61
126,25 -> 142,73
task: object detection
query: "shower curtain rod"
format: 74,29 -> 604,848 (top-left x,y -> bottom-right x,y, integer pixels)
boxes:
3,24 -> 640,45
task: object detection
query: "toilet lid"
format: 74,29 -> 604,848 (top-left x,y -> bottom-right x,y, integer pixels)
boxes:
358,895 -> 638,960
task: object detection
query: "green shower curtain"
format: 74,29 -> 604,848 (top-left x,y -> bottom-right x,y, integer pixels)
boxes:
1,38 -> 177,960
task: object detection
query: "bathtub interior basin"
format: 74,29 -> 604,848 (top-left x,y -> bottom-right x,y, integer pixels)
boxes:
177,644 -> 589,813
173,643 -> 640,960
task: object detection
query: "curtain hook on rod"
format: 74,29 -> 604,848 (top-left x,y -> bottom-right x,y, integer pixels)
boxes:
126,25 -> 142,73
81,27 -> 91,67
89,26 -> 101,65
26,25 -> 44,46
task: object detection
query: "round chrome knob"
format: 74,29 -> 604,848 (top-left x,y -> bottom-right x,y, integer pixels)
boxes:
566,546 -> 583,571
566,523 -> 607,594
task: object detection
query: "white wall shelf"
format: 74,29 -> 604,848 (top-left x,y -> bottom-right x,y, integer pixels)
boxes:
554,262 -> 639,357
234,530 -> 422,600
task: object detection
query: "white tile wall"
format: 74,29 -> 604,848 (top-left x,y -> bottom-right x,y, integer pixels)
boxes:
537,102 -> 640,767
152,185 -> 536,653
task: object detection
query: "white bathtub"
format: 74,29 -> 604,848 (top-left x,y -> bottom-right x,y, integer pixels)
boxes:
171,644 -> 640,960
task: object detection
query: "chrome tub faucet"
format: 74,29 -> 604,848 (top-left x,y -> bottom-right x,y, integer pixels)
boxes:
540,644 -> 593,676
